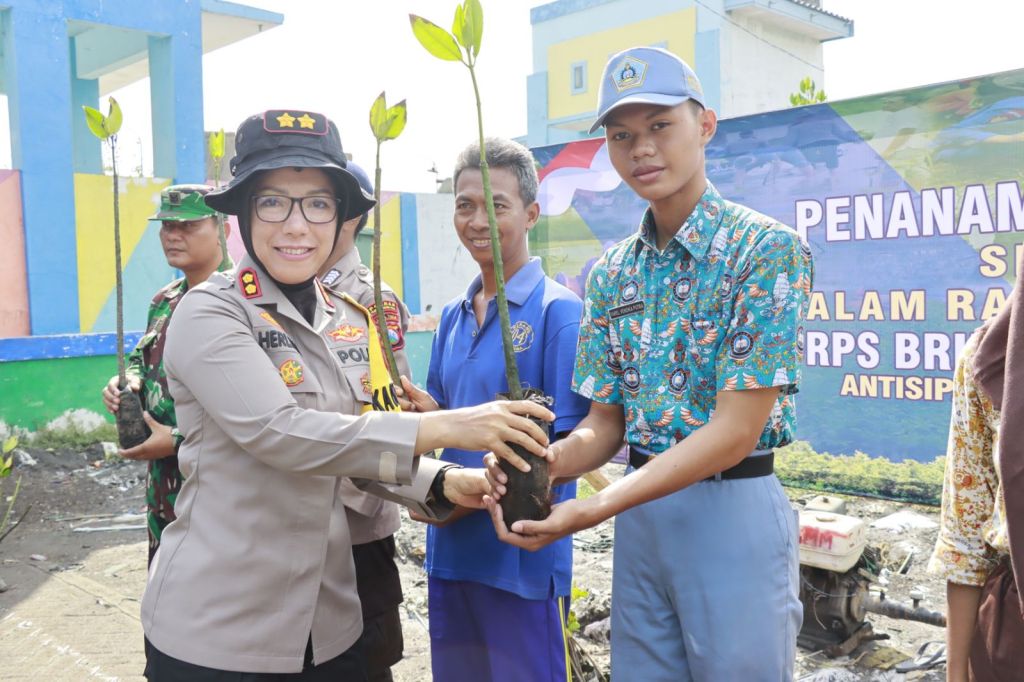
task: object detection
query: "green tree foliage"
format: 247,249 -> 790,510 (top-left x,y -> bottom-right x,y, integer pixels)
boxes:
776,441 -> 944,505
790,76 -> 827,106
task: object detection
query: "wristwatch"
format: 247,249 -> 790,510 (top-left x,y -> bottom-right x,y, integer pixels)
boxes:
428,464 -> 463,510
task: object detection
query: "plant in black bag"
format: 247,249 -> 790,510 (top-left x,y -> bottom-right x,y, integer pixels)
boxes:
411,0 -> 551,524
83,98 -> 149,449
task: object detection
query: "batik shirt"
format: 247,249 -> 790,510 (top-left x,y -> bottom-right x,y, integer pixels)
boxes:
573,182 -> 813,454
125,278 -> 186,557
928,336 -> 1010,586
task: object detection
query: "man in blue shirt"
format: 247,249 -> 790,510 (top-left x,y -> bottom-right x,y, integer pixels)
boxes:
487,48 -> 813,681
401,137 -> 588,682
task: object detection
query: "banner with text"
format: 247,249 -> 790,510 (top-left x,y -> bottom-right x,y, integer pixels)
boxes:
531,69 -> 1024,462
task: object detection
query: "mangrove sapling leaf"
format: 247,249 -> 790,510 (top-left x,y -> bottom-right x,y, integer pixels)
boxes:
82,97 -> 149,449
83,106 -> 108,140
208,129 -> 231,270
409,1 -> 522,399
368,92 -> 407,384
409,15 -> 464,62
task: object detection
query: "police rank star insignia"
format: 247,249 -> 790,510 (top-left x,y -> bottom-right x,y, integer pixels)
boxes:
264,110 -> 329,135
239,268 -> 261,298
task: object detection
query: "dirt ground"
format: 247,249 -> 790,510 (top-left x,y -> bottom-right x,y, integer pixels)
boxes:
0,445 -> 948,681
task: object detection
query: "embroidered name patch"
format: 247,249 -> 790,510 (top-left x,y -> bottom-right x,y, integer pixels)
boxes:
258,330 -> 296,350
609,301 -> 644,320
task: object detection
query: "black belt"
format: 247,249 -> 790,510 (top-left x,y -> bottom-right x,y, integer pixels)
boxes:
628,446 -> 774,481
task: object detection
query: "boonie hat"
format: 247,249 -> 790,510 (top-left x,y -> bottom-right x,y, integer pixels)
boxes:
589,47 -> 706,134
150,184 -> 219,221
204,109 -> 375,220
345,160 -> 374,198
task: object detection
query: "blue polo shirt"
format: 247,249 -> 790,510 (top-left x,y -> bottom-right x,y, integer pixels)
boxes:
425,257 -> 588,600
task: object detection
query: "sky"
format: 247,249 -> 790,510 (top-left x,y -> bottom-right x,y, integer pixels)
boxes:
5,0 -> 1024,192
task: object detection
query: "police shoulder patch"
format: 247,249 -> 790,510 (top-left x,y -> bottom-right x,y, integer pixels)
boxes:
367,298 -> 405,351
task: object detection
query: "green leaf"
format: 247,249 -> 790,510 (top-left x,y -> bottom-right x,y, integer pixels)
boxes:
2,436 -> 16,455
209,129 -> 225,160
463,0 -> 484,56
452,4 -> 466,48
369,91 -> 388,140
382,100 -> 407,140
83,106 -> 109,140
106,96 -> 123,136
409,15 -> 463,62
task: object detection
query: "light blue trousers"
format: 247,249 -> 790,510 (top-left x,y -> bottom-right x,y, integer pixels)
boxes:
610,470 -> 802,681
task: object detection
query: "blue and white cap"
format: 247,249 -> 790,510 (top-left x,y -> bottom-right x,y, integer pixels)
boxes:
589,46 -> 706,134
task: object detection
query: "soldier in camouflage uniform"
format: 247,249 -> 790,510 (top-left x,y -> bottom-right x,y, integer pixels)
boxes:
317,162 -> 411,682
102,185 -> 231,564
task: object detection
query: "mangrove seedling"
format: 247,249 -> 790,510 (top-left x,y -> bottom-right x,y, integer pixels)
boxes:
368,92 -> 408,384
411,0 -> 553,524
83,97 -> 149,449
208,128 -> 232,270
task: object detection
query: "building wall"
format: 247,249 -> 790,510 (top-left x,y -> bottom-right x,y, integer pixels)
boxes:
74,174 -> 175,332
411,192 -> 478,316
545,8 -> 697,122
720,13 -> 824,118
0,171 -> 29,337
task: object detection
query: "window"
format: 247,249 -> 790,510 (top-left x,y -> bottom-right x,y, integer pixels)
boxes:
571,61 -> 587,95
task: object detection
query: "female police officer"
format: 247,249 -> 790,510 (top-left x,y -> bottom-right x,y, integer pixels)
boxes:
140,110 -> 553,680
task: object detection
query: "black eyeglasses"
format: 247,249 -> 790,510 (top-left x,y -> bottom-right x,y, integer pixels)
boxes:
252,195 -> 341,224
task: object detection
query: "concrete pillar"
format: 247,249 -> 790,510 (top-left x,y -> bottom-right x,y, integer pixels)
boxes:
69,36 -> 102,174
148,33 -> 204,182
3,6 -> 80,334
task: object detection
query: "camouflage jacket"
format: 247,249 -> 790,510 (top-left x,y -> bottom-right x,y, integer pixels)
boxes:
127,278 -> 187,429
126,278 -> 187,554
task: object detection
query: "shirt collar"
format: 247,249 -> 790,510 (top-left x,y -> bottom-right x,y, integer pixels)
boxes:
461,257 -> 545,310
234,254 -> 335,333
637,181 -> 725,260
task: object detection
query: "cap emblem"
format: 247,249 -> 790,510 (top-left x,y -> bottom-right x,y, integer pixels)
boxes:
612,56 -> 648,92
264,110 -> 329,136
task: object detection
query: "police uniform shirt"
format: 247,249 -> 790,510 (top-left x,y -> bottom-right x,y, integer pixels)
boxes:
321,246 -> 411,545
142,255 -> 447,673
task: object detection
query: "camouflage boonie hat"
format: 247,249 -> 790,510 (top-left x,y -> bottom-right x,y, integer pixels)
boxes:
151,184 -> 219,221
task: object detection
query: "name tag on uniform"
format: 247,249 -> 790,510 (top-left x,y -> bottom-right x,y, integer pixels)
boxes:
609,301 -> 644,320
